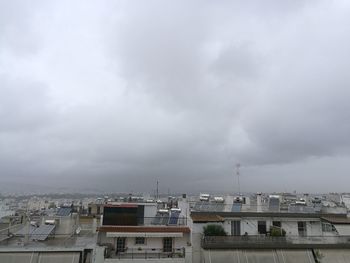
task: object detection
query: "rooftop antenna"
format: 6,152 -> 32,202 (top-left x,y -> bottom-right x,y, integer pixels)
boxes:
236,163 -> 241,195
156,180 -> 159,200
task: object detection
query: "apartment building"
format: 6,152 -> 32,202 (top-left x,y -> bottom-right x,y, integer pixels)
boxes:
97,201 -> 192,262
190,193 -> 350,263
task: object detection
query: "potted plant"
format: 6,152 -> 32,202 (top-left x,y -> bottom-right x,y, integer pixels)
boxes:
203,224 -> 227,236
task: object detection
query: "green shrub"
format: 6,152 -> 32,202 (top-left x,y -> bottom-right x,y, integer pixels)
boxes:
270,226 -> 286,236
203,224 -> 227,236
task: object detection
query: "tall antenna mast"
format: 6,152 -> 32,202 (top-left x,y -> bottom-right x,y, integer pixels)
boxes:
156,180 -> 159,200
236,163 -> 241,195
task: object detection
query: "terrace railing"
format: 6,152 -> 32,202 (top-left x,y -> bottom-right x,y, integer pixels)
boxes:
202,235 -> 350,249
107,247 -> 185,259
102,216 -> 187,226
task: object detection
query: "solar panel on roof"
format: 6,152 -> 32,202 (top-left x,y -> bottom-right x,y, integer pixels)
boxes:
14,225 -> 36,236
202,203 -> 210,211
193,203 -> 201,211
269,198 -> 280,212
31,224 -> 55,241
168,212 -> 180,225
214,203 -> 225,212
160,215 -> 169,225
231,203 -> 242,212
56,207 -> 72,216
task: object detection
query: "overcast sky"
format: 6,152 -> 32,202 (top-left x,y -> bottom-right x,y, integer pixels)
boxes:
1,0 -> 350,194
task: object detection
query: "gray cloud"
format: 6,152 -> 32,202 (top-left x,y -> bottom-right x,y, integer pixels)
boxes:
0,0 -> 350,193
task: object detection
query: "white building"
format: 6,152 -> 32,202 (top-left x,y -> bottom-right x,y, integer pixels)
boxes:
97,202 -> 192,263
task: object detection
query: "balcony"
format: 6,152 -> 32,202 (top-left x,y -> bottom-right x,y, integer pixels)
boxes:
201,235 -> 350,249
102,216 -> 188,227
105,247 -> 185,261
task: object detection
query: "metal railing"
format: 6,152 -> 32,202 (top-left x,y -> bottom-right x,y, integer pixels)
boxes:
0,224 -> 23,242
107,247 -> 185,259
202,235 -> 350,249
103,217 -> 187,226
190,202 -> 348,214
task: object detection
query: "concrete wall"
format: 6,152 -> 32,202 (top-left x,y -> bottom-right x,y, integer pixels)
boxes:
191,233 -> 202,263
89,204 -> 104,216
54,216 -> 77,236
144,205 -> 157,218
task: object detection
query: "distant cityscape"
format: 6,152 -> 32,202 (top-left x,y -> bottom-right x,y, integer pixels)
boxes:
1,0 -> 350,262
1,190 -> 350,262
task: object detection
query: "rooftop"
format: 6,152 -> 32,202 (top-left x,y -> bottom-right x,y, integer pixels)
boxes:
0,232 -> 96,250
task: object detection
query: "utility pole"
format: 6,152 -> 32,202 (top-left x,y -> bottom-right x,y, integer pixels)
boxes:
236,163 -> 241,195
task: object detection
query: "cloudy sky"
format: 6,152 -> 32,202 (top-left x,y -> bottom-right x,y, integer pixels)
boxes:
1,0 -> 350,194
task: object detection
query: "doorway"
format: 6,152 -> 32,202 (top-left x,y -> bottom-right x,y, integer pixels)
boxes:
116,237 -> 126,253
231,220 -> 241,236
163,237 -> 173,253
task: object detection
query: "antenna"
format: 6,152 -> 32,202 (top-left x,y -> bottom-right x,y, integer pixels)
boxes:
236,163 -> 241,195
156,180 -> 159,200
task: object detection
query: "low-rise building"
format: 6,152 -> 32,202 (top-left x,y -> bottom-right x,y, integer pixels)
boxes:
97,202 -> 192,262
190,193 -> 350,263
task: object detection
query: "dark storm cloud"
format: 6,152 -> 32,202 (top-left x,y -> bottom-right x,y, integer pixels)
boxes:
0,76 -> 54,131
1,0 -> 350,193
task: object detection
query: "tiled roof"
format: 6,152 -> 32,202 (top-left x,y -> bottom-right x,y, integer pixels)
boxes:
191,214 -> 224,222
98,226 -> 190,233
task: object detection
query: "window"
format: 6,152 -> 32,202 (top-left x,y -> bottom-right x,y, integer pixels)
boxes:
163,237 -> 173,253
298,221 -> 307,236
322,223 -> 337,233
116,237 -> 126,253
135,237 -> 146,245
258,221 -> 267,234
